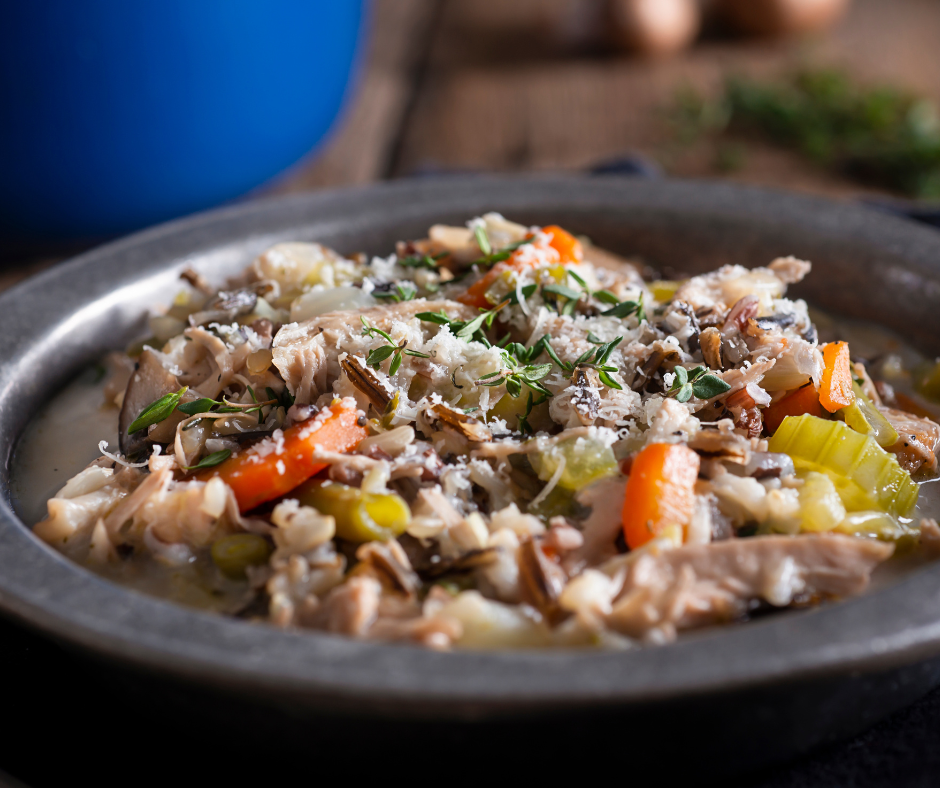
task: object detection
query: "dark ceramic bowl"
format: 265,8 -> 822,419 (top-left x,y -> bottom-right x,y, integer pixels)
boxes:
4,176 -> 940,776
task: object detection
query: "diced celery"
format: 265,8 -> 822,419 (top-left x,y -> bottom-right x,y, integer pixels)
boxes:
530,436 -> 618,491
297,481 -> 410,542
768,414 -> 918,517
840,381 -> 899,448
211,533 -> 272,580
798,472 -> 846,532
649,280 -> 681,302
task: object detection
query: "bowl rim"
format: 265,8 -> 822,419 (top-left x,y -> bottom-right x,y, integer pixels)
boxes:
5,174 -> 940,717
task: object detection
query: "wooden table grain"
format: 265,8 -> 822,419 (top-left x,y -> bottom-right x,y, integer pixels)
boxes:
279,0 -> 940,199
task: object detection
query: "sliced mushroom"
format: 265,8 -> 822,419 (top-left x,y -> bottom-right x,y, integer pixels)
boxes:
341,355 -> 395,412
422,402 -> 492,443
687,428 -> 750,463
571,365 -> 602,426
518,537 -> 567,625
187,283 -> 274,327
631,348 -> 679,392
700,327 -> 723,371
118,350 -> 184,456
179,267 -> 214,296
356,540 -> 421,598
417,547 -> 501,580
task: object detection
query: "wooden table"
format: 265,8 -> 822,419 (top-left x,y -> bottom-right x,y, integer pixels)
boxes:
277,0 -> 940,199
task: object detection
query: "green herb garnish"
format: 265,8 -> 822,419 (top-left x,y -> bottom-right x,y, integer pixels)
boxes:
182,449 -> 231,472
540,336 -> 624,391
416,299 -> 510,344
373,281 -> 418,303
361,316 -> 430,375
668,365 -> 731,402
127,386 -> 188,434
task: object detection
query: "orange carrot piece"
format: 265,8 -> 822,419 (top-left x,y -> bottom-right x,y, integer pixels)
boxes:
457,261 -> 516,308
197,401 -> 366,512
622,443 -> 700,550
763,382 -> 825,435
819,341 -> 854,413
541,225 -> 583,263
457,225 -> 582,308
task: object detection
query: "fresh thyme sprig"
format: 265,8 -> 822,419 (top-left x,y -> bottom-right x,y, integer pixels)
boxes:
475,353 -> 553,399
668,365 -> 731,402
601,292 -> 646,322
181,449 -> 231,471
469,226 -> 535,269
517,390 -> 549,435
542,336 -> 625,390
127,386 -> 188,434
416,299 -> 510,344
360,316 -> 430,375
398,251 -> 447,270
372,281 -> 417,303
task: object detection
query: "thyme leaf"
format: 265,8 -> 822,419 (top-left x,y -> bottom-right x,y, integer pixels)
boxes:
182,449 -> 231,472
127,387 -> 188,434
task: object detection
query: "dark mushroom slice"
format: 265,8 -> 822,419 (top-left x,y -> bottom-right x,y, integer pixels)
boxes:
187,283 -> 275,327
518,537 -> 567,625
341,355 -> 395,412
687,428 -> 750,463
700,327 -> 723,371
119,349 -> 190,456
672,301 -> 701,352
631,348 -> 679,392
416,547 -> 501,580
179,267 -> 214,296
571,365 -> 601,426
356,540 -> 421,598
423,402 -> 492,443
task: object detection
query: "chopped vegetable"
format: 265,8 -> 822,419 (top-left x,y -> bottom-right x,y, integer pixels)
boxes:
768,414 -> 918,516
531,435 -> 618,491
622,443 -> 700,549
197,401 -> 367,512
840,380 -> 899,448
819,342 -> 854,413
763,382 -> 825,435
296,481 -> 410,542
797,471 -> 846,533
835,511 -> 917,547
458,225 -> 580,308
541,225 -> 583,264
211,533 -> 272,579
649,280 -> 682,302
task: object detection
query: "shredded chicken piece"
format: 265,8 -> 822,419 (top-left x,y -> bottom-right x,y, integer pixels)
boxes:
602,534 -> 892,641
882,407 -> 940,474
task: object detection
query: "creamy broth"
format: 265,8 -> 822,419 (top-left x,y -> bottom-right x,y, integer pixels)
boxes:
12,311 -> 940,611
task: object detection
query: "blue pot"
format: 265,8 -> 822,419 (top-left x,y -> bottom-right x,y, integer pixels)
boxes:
0,0 -> 366,238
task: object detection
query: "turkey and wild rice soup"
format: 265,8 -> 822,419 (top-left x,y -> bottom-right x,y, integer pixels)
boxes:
30,214 -> 940,650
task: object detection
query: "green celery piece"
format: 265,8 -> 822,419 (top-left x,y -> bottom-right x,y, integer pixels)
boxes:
768,414 -> 918,517
841,381 -> 899,448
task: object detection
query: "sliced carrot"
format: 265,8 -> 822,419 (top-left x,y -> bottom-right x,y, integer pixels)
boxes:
457,225 -> 581,308
541,225 -> 583,263
819,341 -> 854,413
457,261 -> 517,308
763,382 -> 825,435
622,443 -> 700,550
197,401 -> 366,512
